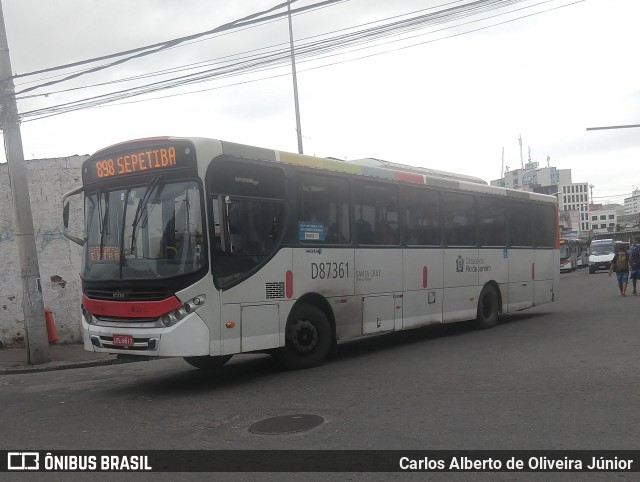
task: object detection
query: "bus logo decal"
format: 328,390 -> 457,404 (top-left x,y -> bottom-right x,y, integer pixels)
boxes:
456,255 -> 464,272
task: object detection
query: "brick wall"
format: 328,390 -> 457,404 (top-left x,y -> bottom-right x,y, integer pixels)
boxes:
0,156 -> 88,347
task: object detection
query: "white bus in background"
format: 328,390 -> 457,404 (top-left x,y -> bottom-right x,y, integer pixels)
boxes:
63,137 -> 560,371
559,238 -> 579,271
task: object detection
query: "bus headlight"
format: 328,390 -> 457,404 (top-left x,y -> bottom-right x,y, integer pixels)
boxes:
160,295 -> 206,327
82,306 -> 93,325
184,295 -> 206,313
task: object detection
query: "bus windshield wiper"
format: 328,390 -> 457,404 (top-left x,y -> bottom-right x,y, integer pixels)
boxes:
98,189 -> 111,259
130,176 -> 162,254
96,186 -> 104,234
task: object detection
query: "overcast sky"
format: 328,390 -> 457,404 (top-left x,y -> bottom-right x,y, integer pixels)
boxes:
2,0 -> 639,204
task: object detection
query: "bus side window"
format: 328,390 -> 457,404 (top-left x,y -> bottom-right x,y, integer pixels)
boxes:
403,187 -> 440,246
298,174 -> 350,244
354,181 -> 398,246
442,191 -> 476,247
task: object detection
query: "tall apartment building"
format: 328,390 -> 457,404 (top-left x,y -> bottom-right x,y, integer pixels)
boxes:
624,189 -> 640,215
558,182 -> 590,235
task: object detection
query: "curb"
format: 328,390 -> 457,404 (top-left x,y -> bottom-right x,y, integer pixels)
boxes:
0,357 -> 128,375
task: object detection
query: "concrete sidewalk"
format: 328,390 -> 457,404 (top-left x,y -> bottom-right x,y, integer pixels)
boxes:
0,344 -> 123,375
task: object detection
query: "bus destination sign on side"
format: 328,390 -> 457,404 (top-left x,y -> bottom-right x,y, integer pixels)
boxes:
83,143 -> 195,183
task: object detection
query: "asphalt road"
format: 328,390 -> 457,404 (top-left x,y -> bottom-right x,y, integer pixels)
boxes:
2,267 -> 639,480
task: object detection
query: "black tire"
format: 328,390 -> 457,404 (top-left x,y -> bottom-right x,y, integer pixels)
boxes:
183,355 -> 232,370
272,304 -> 333,370
475,284 -> 499,329
589,266 -> 596,274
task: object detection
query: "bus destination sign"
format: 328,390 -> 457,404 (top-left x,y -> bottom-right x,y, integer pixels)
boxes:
83,143 -> 196,183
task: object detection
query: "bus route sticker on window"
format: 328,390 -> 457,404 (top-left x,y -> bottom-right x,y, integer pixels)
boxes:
299,221 -> 325,241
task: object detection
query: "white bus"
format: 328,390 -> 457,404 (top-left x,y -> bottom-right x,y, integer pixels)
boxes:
559,238 -> 579,271
63,137 -> 560,370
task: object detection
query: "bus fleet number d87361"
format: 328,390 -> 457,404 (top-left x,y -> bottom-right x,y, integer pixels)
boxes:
311,262 -> 350,280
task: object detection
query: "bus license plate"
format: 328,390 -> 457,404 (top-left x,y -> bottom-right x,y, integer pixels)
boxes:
113,334 -> 134,347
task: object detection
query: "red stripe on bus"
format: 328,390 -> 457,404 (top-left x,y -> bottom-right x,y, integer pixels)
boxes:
286,270 -> 294,299
423,266 -> 428,288
394,171 -> 424,184
82,294 -> 182,318
554,205 -> 560,249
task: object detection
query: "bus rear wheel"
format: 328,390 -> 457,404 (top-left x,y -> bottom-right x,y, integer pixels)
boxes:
183,355 -> 232,370
273,304 -> 332,370
475,284 -> 499,329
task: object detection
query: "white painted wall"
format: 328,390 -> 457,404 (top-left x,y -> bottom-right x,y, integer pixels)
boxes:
0,156 -> 87,347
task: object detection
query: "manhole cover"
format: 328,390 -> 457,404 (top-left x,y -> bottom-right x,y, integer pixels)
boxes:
249,414 -> 325,435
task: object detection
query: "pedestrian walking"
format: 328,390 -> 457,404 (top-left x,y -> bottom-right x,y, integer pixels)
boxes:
628,237 -> 640,295
609,243 -> 630,296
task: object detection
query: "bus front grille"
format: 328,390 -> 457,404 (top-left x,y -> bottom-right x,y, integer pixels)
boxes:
93,336 -> 158,351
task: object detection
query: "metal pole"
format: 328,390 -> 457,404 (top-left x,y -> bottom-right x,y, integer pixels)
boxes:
0,0 -> 50,364
586,124 -> 640,131
287,0 -> 303,154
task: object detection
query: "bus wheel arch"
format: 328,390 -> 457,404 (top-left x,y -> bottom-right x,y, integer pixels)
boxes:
475,282 -> 501,329
273,294 -> 336,370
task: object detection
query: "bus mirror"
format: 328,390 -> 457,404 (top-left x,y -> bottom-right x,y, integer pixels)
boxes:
63,202 -> 70,229
61,185 -> 84,246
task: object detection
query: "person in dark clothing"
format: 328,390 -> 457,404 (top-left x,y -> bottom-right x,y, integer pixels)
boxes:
609,244 -> 630,296
628,237 -> 640,295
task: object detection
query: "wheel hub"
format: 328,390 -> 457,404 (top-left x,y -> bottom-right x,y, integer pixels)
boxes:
289,319 -> 318,353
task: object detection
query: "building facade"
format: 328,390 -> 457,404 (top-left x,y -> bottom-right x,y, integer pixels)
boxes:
0,156 -> 87,347
624,189 -> 640,215
558,182 -> 590,236
590,208 -> 618,234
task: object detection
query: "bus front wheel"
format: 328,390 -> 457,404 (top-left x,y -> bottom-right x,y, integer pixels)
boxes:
183,355 -> 232,370
475,284 -> 499,329
273,304 -> 332,370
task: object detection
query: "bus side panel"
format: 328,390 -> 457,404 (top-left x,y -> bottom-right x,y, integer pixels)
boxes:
292,248 -> 355,297
476,248 -> 508,313
478,248 -> 508,287
402,248 -> 444,329
533,248 -> 556,306
221,249 -> 293,353
507,249 -> 534,312
330,295 -> 363,340
292,248 -> 360,340
221,303 -> 241,355
241,304 -> 280,352
355,249 -> 403,333
443,248 -> 479,323
221,249 -> 294,304
354,249 -> 403,295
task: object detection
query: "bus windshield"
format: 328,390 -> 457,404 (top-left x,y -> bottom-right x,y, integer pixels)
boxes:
83,180 -> 205,280
559,244 -> 570,258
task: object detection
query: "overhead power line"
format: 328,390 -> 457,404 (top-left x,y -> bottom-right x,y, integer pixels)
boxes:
11,0 -> 347,95
16,0 -> 584,121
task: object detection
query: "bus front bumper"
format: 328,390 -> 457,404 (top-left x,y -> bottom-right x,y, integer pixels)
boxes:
82,314 -> 210,357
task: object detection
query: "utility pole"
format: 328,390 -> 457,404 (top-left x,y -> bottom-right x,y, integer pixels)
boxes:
287,0 -> 303,154
0,1 -> 50,364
